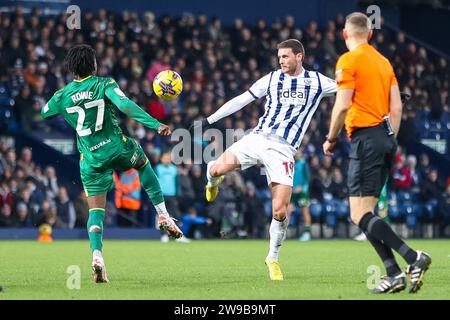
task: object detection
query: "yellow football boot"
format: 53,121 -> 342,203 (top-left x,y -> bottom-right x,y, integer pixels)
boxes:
205,175 -> 224,202
265,258 -> 284,281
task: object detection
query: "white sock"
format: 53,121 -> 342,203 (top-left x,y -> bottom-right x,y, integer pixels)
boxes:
267,217 -> 288,261
207,160 -> 221,186
155,202 -> 169,216
93,249 -> 103,260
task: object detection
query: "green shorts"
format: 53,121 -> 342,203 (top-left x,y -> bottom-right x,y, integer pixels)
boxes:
80,136 -> 147,197
291,191 -> 310,208
377,198 -> 388,212
377,184 -> 388,212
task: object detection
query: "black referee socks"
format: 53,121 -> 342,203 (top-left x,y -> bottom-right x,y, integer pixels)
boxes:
364,232 -> 402,277
359,212 -> 418,265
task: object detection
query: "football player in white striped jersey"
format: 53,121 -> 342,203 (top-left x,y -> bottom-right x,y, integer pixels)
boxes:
190,39 -> 337,280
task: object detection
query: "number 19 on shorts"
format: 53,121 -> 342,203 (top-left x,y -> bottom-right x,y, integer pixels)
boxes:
283,162 -> 294,177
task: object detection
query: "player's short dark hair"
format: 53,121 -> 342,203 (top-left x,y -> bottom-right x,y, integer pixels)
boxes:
64,44 -> 97,78
277,39 -> 305,56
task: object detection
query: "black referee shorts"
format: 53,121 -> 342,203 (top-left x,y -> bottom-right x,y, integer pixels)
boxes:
347,124 -> 397,198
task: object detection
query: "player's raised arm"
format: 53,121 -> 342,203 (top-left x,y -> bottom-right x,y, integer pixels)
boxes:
41,90 -> 62,119
104,79 -> 170,135
189,72 -> 272,132
318,72 -> 338,97
206,91 -> 256,124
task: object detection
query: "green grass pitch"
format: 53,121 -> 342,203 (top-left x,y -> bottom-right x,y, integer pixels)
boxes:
0,239 -> 449,300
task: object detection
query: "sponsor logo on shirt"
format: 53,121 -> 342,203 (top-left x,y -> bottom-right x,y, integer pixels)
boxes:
278,89 -> 307,105
89,139 -> 111,151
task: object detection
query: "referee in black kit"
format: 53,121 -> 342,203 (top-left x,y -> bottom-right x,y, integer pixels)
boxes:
323,12 -> 431,294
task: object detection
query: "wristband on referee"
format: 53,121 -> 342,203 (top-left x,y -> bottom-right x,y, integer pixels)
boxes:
326,135 -> 338,143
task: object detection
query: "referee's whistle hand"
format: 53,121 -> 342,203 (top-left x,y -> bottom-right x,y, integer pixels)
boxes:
322,140 -> 336,157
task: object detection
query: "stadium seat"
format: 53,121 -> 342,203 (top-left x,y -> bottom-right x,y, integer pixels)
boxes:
289,208 -> 301,227
397,191 -> 413,204
0,106 -> 17,133
388,191 -> 398,205
264,201 -> 272,218
335,200 -> 349,219
322,202 -> 336,215
388,204 -> 402,220
321,202 -> 338,228
422,199 -> 439,221
433,133 -> 443,140
309,202 -> 322,219
325,212 -> 337,228
0,84 -> 17,132
406,213 -> 417,229
430,121 -> 445,132
409,191 -> 420,202
407,203 -> 422,215
402,204 -> 414,216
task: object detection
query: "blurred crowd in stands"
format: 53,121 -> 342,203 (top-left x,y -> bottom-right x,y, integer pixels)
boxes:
0,7 -> 449,237
0,143 -> 88,228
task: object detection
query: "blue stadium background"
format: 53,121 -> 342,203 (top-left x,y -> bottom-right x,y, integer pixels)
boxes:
0,0 -> 449,240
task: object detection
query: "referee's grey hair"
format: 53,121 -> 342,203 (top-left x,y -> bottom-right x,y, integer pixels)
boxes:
345,12 -> 371,36
277,39 -> 305,57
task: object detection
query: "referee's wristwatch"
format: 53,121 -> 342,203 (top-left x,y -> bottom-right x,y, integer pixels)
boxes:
326,135 -> 338,143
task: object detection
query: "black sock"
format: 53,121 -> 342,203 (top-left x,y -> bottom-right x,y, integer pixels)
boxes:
365,232 -> 402,277
359,212 -> 418,265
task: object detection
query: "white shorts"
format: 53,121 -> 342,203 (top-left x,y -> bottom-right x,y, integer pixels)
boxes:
227,132 -> 296,186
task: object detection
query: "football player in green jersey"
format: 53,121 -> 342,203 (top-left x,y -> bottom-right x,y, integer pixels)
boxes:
41,44 -> 183,283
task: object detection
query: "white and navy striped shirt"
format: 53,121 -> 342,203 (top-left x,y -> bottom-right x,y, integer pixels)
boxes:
248,69 -> 337,149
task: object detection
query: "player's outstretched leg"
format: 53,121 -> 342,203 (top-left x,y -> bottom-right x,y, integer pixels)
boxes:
137,160 -> 183,239
205,150 -> 239,202
87,207 -> 109,283
156,205 -> 183,239
206,160 -> 224,202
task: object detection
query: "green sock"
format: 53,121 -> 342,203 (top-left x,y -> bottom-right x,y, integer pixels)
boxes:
138,161 -> 164,205
87,208 -> 105,252
303,224 -> 311,233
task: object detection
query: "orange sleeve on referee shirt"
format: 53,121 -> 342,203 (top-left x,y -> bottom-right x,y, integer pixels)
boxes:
390,68 -> 398,86
335,53 -> 355,89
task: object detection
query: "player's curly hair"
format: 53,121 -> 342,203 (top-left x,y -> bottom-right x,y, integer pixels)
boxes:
64,44 -> 97,78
